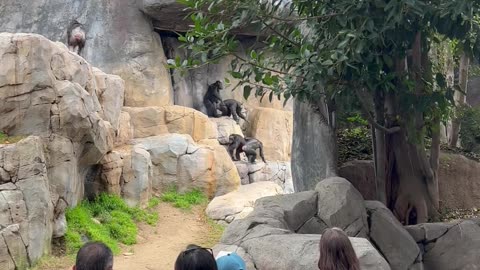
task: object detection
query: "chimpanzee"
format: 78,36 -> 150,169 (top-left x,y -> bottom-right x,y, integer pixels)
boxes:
218,99 -> 248,123
203,81 -> 223,117
67,20 -> 86,55
222,134 -> 266,163
242,137 -> 266,163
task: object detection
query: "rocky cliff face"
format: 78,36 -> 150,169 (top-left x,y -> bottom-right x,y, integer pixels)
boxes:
0,0 -> 173,107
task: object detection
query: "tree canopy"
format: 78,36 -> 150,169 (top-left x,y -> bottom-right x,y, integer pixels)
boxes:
170,0 -> 480,224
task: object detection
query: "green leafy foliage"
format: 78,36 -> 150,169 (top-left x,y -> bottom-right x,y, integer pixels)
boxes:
172,0 -> 480,141
161,187 -> 207,209
337,127 -> 373,165
459,106 -> 480,153
65,194 -> 159,255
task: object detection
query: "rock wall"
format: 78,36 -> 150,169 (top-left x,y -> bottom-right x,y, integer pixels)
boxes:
292,100 -> 337,192
0,33 -> 121,267
212,178 -> 392,270
0,0 -> 173,107
406,220 -> 480,270
0,137 -> 54,269
339,153 -> 480,209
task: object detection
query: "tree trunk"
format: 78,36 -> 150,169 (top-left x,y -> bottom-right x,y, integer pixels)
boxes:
384,33 -> 440,224
373,90 -> 387,204
292,99 -> 337,192
449,53 -> 470,147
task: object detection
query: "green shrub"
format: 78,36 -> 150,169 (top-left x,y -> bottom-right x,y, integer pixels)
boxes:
337,126 -> 372,165
459,106 -> 480,153
161,187 -> 207,209
65,194 -> 159,255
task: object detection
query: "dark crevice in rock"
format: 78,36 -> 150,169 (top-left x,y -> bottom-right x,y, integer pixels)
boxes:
293,214 -> 316,233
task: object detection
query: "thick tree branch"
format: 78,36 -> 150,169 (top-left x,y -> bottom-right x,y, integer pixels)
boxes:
355,88 -> 401,134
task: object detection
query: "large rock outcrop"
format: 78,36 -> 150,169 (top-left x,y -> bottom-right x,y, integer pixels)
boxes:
98,133 -> 241,206
366,201 -> 421,270
0,33 -> 125,266
214,182 -> 390,270
315,177 -> 368,238
246,107 -> 293,161
0,137 -> 54,269
292,100 -> 337,192
123,106 -> 218,142
0,0 -> 173,107
0,33 -> 120,206
406,220 -> 480,270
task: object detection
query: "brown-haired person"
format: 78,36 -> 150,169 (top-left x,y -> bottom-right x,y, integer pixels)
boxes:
318,227 -> 360,270
73,242 -> 113,270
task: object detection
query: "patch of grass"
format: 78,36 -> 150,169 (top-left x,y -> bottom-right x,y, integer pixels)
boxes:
161,187 -> 207,210
148,197 -> 161,209
0,132 -> 25,144
197,204 -> 225,247
28,255 -> 74,270
65,194 -> 159,255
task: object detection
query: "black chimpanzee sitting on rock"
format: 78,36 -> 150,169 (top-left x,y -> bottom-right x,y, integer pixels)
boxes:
218,99 -> 248,123
222,134 -> 266,163
203,81 -> 223,117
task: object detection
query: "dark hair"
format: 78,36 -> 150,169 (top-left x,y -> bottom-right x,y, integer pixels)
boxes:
175,244 -> 218,270
318,227 -> 360,270
75,242 -> 113,270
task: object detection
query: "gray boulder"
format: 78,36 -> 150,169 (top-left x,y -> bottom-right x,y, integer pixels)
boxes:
217,190 -> 390,270
366,201 -> 421,270
255,191 -> 318,232
423,220 -> 480,270
315,177 -> 369,237
242,233 -> 389,270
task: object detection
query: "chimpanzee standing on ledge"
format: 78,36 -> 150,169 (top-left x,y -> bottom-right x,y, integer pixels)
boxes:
222,134 -> 266,163
203,81 -> 223,117
67,20 -> 86,55
218,99 -> 248,123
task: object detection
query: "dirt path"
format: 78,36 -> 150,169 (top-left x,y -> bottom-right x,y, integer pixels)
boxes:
114,203 -> 216,270
33,203 -> 220,270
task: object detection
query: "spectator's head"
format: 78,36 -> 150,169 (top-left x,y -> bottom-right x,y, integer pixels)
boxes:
216,252 -> 246,270
73,242 -> 113,270
318,227 -> 360,270
175,244 -> 218,270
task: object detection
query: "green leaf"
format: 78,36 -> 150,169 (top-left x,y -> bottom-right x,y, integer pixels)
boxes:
250,50 -> 257,59
322,60 -> 334,66
243,85 -> 252,100
231,71 -> 242,79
